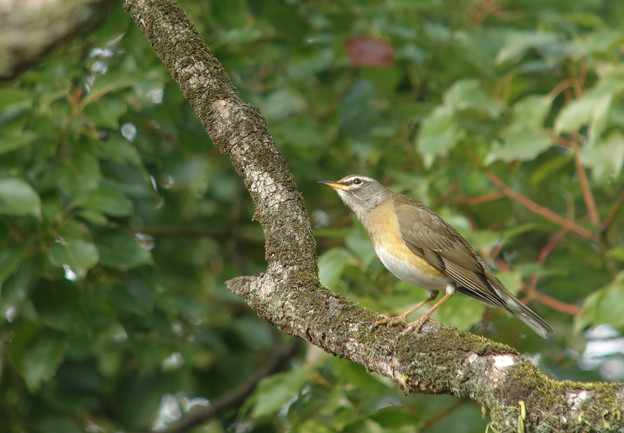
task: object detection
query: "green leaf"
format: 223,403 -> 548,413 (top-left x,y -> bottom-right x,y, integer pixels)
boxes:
530,154 -> 574,186
7,323 -> 68,392
76,209 -> 108,225
75,187 -> 133,217
0,242 -> 28,285
49,232 -> 99,279
251,367 -> 309,417
0,178 -> 41,217
32,281 -> 82,331
110,278 -> 155,319
55,152 -> 100,196
0,130 -> 37,156
444,79 -> 501,118
287,47 -> 335,81
94,228 -> 152,270
586,88 -> 613,147
486,130 -> 552,164
576,273 -> 624,332
0,88 -> 32,125
555,96 -> 598,135
510,95 -> 553,129
435,289 -> 485,331
554,78 -> 624,135
580,131 -> 624,180
278,116 -> 326,149
370,406 -> 415,429
416,106 -> 459,168
96,135 -> 141,165
112,373 -> 165,429
608,247 -> 624,262
495,31 -> 559,65
342,419 -> 383,433
319,247 -> 355,288
32,417 -> 82,433
345,227 -> 377,266
82,97 -> 129,129
257,88 -> 307,122
297,421 -> 335,433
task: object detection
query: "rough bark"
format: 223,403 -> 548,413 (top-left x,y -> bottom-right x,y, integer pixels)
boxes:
123,1 -> 624,432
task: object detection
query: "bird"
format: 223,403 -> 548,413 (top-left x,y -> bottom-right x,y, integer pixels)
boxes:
319,174 -> 553,339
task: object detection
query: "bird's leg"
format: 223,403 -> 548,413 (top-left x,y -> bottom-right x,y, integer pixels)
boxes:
402,282 -> 456,334
374,291 -> 439,327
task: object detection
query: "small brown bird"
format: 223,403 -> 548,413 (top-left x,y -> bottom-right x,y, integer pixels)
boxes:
320,174 -> 552,338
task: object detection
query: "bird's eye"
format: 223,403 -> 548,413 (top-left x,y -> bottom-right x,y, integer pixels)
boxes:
353,178 -> 362,185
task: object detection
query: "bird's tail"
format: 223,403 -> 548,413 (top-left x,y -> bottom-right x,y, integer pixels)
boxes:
503,295 -> 553,339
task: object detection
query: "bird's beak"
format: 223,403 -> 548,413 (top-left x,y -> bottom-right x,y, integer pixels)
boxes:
318,180 -> 348,190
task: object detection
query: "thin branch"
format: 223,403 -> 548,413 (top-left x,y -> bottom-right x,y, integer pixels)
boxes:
570,140 -> 601,228
420,400 -> 466,432
525,228 -> 567,299
483,168 -> 594,239
601,188 -> 624,234
524,228 -> 581,315
531,291 -> 581,316
538,227 -> 568,264
462,191 -> 505,205
548,78 -> 575,100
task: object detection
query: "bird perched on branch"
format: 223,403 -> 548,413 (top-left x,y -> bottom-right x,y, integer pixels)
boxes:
320,174 -> 552,339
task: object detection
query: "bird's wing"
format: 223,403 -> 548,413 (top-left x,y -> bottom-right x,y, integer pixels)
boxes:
394,196 -> 552,338
394,197 -> 508,309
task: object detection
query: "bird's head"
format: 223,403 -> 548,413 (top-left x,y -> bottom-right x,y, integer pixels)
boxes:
319,174 -> 392,221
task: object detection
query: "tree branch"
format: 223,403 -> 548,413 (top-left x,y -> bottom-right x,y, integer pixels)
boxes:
123,1 -> 624,432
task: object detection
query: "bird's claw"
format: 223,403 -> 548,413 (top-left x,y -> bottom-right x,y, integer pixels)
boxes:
399,317 -> 442,335
373,313 -> 408,328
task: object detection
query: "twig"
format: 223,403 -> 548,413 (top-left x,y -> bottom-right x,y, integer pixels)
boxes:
524,228 -> 581,315
420,400 -> 466,432
462,191 -> 505,205
569,141 -> 600,228
601,188 -> 624,234
530,291 -> 581,316
538,227 -> 568,264
548,79 -> 574,100
483,169 -> 594,239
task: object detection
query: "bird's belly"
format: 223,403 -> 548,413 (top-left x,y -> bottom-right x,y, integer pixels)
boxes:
374,243 -> 449,293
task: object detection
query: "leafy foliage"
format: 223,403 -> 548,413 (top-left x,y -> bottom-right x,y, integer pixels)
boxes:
1,0 -> 623,432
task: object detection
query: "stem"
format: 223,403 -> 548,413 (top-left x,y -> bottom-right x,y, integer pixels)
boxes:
484,169 -> 594,240
570,140 -> 600,228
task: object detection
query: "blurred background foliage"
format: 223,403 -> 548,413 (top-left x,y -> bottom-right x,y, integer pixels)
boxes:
1,0 -> 623,432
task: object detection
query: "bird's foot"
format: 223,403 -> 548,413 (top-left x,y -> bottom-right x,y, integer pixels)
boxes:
373,313 -> 409,328
399,317 -> 441,335
374,313 -> 440,331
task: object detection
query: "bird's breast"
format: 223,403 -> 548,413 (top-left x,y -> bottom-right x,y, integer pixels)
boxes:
365,199 -> 449,293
